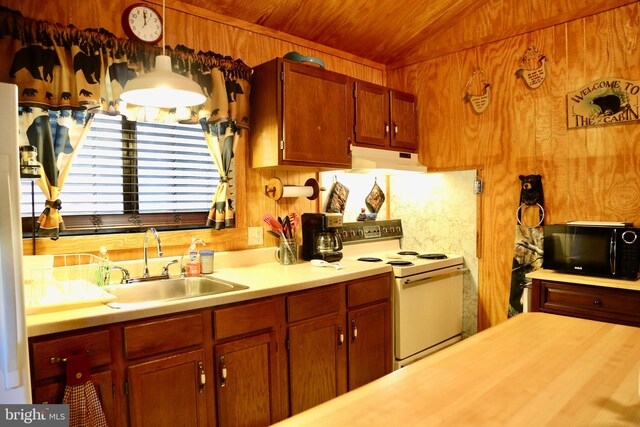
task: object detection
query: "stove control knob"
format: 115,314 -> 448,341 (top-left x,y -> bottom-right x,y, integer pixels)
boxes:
357,229 -> 364,237
382,227 -> 388,235
350,230 -> 357,237
342,230 -> 349,239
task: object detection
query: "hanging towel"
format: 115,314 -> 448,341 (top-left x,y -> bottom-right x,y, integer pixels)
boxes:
62,353 -> 108,427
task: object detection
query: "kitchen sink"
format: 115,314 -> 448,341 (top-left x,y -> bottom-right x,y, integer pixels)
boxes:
104,277 -> 248,308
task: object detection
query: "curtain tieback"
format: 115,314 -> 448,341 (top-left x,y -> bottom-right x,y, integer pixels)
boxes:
45,199 -> 62,210
219,177 -> 229,183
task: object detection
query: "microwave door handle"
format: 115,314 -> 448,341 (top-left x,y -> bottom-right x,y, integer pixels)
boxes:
610,229 -> 617,275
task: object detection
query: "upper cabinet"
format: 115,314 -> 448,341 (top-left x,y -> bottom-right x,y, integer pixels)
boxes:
250,58 -> 353,169
354,81 -> 418,152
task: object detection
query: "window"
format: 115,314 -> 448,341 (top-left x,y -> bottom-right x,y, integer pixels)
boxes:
21,114 -> 220,235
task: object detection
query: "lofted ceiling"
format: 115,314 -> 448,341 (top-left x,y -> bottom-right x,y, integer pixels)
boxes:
177,0 -> 490,65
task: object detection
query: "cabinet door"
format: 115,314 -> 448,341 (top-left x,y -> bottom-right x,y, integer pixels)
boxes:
215,332 -> 278,427
390,90 -> 418,151
288,315 -> 346,415
348,302 -> 392,390
282,61 -> 352,168
354,81 -> 389,147
127,349 -> 208,427
33,370 -> 115,427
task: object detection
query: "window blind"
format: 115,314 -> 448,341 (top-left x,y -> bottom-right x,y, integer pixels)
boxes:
20,114 -> 218,231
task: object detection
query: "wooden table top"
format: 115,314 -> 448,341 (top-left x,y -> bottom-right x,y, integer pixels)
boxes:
274,312 -> 640,426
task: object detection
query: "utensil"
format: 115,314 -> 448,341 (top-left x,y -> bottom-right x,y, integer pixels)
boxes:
262,214 -> 283,234
310,259 -> 343,270
289,212 -> 300,235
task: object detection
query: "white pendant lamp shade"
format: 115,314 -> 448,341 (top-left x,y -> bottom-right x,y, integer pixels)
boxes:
120,55 -> 206,108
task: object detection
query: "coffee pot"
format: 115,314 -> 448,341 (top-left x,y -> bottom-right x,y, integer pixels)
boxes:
301,213 -> 344,262
315,230 -> 343,254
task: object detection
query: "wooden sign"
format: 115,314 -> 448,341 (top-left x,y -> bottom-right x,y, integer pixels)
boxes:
515,46 -> 546,89
567,78 -> 640,128
464,68 -> 491,114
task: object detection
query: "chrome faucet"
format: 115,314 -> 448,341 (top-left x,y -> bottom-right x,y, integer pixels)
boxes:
143,228 -> 163,278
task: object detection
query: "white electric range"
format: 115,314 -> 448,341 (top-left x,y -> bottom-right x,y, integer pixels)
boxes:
341,220 -> 465,369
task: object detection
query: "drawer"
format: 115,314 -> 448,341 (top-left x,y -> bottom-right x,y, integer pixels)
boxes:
214,298 -> 279,340
540,281 -> 640,325
31,330 -> 111,381
124,313 -> 203,359
287,285 -> 342,323
347,274 -> 391,308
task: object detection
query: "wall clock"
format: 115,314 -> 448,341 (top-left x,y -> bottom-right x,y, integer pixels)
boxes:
122,3 -> 163,44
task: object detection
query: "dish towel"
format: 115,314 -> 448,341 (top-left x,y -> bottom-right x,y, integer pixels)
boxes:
62,353 -> 108,427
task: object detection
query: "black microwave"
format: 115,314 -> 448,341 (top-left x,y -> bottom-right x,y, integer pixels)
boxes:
543,222 -> 640,280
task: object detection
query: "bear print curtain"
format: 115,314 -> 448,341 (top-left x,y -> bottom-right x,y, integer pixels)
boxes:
0,6 -> 252,238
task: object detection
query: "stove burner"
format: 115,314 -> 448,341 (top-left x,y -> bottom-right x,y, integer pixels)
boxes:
387,260 -> 414,266
397,251 -> 419,256
358,257 -> 383,262
418,253 -> 448,260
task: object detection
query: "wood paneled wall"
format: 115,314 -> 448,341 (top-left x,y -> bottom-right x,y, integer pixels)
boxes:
388,2 -> 640,329
2,0 -> 384,261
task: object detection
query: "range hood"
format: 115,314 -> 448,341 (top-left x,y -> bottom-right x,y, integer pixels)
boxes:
348,145 -> 427,174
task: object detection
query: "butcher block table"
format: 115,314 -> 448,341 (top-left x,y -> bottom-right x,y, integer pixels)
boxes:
274,312 -> 640,426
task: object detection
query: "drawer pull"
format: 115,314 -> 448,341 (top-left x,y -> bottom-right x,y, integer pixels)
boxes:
50,349 -> 94,364
593,299 -> 602,306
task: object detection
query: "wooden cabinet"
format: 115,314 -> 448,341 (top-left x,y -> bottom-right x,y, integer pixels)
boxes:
29,274 -> 392,425
346,275 -> 392,390
250,58 -> 353,169
123,313 -> 209,427
286,274 -> 392,414
213,298 -> 285,426
354,80 -> 417,152
29,328 -> 116,426
531,279 -> 640,327
286,285 -> 346,415
127,349 -> 208,427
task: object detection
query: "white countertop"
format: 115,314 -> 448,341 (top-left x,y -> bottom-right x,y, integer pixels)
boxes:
26,247 -> 392,337
527,269 -> 640,291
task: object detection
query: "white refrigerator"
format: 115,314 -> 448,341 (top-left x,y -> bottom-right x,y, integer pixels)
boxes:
0,82 -> 32,403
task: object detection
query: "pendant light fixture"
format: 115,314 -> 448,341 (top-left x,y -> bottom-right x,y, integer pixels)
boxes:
120,0 -> 206,108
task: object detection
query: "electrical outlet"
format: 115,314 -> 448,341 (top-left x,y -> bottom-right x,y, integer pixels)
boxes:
248,227 -> 264,246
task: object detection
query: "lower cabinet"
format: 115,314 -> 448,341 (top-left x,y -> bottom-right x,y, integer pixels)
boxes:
531,278 -> 640,327
127,349 -> 208,427
29,274 -> 393,426
347,302 -> 391,390
214,332 -> 277,427
286,274 -> 392,415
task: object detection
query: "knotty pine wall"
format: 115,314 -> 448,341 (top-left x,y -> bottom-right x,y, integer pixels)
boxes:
2,0 -> 385,261
388,1 -> 640,329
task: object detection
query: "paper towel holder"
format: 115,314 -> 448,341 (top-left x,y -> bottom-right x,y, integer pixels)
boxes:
265,177 -> 323,201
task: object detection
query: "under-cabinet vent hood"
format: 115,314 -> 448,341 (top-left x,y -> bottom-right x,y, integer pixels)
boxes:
348,146 -> 427,174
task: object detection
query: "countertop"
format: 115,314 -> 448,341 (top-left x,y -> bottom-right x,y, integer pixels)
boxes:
273,312 -> 640,427
26,247 -> 391,337
527,269 -> 640,291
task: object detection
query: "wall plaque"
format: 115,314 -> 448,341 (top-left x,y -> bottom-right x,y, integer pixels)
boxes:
515,46 -> 546,89
567,78 -> 640,128
464,68 -> 491,114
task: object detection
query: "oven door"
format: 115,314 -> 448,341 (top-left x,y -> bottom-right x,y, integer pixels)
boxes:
394,265 -> 463,363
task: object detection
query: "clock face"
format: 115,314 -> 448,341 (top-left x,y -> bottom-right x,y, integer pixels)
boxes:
123,4 -> 163,44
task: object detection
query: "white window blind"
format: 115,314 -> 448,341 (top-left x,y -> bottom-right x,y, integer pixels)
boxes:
20,113 -> 218,219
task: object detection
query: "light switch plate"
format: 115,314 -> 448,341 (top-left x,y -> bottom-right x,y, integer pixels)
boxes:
248,227 -> 264,246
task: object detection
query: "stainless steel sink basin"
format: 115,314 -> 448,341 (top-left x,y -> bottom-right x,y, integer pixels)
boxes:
104,277 -> 248,308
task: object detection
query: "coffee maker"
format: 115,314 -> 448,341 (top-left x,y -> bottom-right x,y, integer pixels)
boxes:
301,213 -> 344,262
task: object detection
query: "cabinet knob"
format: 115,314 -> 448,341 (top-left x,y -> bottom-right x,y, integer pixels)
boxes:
593,299 -> 602,306
219,356 -> 227,388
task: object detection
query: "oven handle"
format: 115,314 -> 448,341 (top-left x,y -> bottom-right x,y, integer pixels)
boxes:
401,266 -> 467,288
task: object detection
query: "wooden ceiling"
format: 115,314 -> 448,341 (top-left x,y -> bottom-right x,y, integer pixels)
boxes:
177,0 -> 490,65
